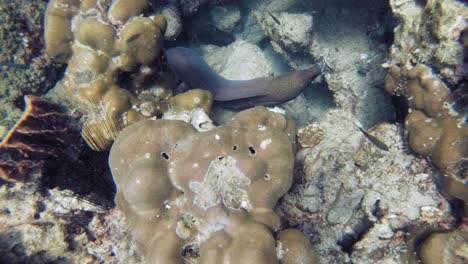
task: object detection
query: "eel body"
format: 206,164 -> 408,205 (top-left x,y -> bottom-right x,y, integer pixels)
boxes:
166,47 -> 323,109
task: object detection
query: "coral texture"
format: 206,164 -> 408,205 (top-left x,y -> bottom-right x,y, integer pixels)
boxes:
385,63 -> 467,205
109,107 -> 315,263
200,40 -> 273,80
389,0 -> 468,85
419,226 -> 468,264
44,0 -> 180,151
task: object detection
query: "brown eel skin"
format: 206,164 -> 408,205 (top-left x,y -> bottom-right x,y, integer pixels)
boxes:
166,47 -> 324,109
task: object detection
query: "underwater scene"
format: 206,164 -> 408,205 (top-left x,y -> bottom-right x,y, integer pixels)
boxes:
0,0 -> 467,263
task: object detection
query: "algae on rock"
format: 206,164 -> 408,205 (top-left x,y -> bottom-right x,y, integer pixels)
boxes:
389,0 -> 468,85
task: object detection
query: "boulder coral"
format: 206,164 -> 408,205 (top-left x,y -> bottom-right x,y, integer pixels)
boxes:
109,107 -> 316,263
385,63 -> 467,208
44,0 -> 210,151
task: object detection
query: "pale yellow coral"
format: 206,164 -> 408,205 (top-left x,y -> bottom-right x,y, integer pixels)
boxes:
168,89 -> 213,113
385,63 -> 467,205
44,0 -> 175,151
109,107 -> 316,263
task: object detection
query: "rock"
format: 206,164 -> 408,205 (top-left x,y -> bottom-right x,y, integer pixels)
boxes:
234,12 -> 266,45
278,109 -> 456,263
388,0 -> 468,85
255,11 -> 313,53
161,6 -> 182,40
209,4 -> 241,33
200,40 -> 273,80
307,0 -> 394,128
0,183 -> 140,263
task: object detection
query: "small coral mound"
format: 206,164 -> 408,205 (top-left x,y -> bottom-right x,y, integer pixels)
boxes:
44,0 -> 188,151
0,96 -> 80,182
385,63 -> 467,205
419,227 -> 468,264
109,107 -> 315,263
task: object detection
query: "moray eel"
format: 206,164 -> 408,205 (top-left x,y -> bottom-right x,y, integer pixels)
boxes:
166,47 -> 324,109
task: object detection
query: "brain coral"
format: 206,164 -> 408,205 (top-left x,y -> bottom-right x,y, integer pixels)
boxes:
109,107 -> 316,263
44,0 -> 189,151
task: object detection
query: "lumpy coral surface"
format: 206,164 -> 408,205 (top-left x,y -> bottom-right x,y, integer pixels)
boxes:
109,107 -> 315,263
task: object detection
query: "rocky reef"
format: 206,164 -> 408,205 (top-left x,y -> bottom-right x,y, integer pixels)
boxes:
0,0 -> 467,263
388,0 -> 467,85
280,109 -> 457,263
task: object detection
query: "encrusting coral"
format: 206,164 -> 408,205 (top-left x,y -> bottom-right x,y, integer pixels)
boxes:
385,63 -> 467,207
44,0 -> 213,151
109,107 -> 315,264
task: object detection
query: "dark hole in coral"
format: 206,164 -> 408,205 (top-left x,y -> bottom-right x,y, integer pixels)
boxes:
43,146 -> 116,210
264,174 -> 271,180
415,0 -> 427,7
13,96 -> 25,110
391,95 -> 409,123
181,244 -> 199,258
232,145 -> 238,151
85,228 -> 97,242
218,156 -> 224,160
371,199 -> 386,219
5,208 -> 11,215
11,243 -> 25,256
174,144 -> 178,148
36,201 -> 46,212
161,152 -> 170,160
452,84 -> 468,114
248,146 -> 256,155
337,216 -> 373,254
33,213 -> 40,219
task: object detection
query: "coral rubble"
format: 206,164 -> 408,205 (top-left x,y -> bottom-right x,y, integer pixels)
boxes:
109,107 -> 315,263
280,109 -> 456,263
389,0 -> 468,85
0,181 -> 140,263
